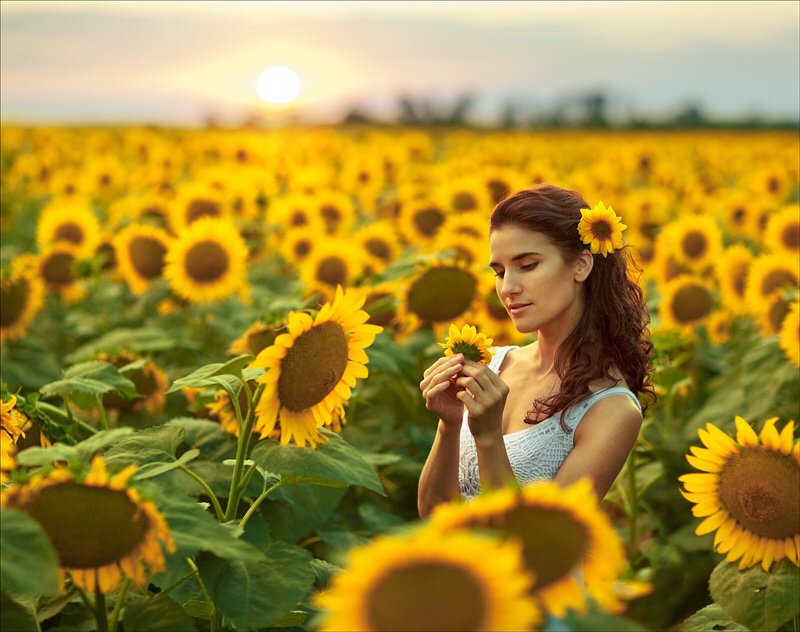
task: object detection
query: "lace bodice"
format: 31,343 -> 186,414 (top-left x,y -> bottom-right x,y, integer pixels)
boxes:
458,346 -> 642,499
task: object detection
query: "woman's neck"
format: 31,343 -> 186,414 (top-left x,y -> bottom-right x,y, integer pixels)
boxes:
529,296 -> 585,374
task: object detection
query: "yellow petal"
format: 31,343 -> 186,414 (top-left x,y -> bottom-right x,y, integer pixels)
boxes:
735,416 -> 759,447
778,420 -> 795,455
760,417 -> 782,450
696,510 -> 727,535
686,454 -> 721,473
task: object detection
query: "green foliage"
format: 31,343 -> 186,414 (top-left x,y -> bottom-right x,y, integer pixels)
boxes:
676,603 -> 750,631
39,360 -> 138,409
123,594 -> 197,632
0,508 -> 61,598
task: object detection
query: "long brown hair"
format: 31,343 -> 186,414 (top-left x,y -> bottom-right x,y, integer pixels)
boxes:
490,184 -> 655,430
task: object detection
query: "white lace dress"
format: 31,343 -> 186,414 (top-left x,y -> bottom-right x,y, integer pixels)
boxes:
458,345 -> 642,499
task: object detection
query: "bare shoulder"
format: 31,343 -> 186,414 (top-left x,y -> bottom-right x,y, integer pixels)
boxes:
574,390 -> 643,446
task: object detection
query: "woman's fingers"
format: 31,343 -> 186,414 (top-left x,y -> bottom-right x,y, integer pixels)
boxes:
420,355 -> 463,390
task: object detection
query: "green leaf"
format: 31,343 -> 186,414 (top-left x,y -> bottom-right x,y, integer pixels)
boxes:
166,356 -> 259,394
267,610 -> 307,627
40,361 -> 138,409
64,327 -> 179,363
262,485 -> 347,544
249,428 -> 385,495
201,542 -> 314,631
555,606 -> 649,632
133,449 -> 201,480
182,600 -> 211,621
103,425 -> 185,468
17,427 -> 138,467
710,559 -> 800,631
123,595 -> 196,632
0,509 -> 61,598
676,603 -> 750,631
0,594 -> 37,632
166,417 -> 238,462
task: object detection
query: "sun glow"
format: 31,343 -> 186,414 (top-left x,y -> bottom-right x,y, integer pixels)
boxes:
255,66 -> 301,105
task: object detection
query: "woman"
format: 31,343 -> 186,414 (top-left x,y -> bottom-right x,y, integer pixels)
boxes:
418,184 -> 654,518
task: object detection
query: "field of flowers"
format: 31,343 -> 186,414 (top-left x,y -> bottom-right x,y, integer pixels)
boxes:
1,125 -> 798,632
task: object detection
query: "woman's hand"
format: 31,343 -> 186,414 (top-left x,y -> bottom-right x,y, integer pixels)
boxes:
454,360 -> 510,442
419,354 -> 467,426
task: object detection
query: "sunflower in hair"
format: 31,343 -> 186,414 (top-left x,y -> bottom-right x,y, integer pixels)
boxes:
577,201 -> 627,257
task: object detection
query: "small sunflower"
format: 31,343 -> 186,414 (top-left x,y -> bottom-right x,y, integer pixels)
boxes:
114,224 -> 171,294
745,254 -> 800,306
756,293 -> 793,338
357,282 -> 400,329
667,214 -> 723,272
1,455 -> 175,593
1,261 -> 46,344
315,528 -> 541,632
96,351 -> 169,415
434,177 -> 493,214
268,192 -> 325,233
714,244 -> 753,316
2,394 -> 51,455
314,189 -> 357,235
705,310 -> 733,346
438,323 -> 494,364
679,416 -> 799,571
577,201 -> 627,258
658,274 -> 716,336
168,182 -> 229,234
206,380 -> 263,438
278,226 -> 318,265
430,478 -> 628,616
228,321 -> 285,357
764,204 -> 800,259
164,217 -> 248,303
398,199 -> 448,246
37,244 -> 86,304
778,300 -> 800,368
353,221 -> 399,274
36,200 -> 101,257
299,239 -> 366,301
250,286 -> 382,448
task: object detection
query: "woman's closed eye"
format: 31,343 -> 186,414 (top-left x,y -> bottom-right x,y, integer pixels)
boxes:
493,263 -> 537,278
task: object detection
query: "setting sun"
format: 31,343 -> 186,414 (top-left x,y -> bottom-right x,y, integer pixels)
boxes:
255,66 -> 301,105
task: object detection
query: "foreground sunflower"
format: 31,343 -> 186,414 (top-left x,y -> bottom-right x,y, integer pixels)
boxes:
679,416 -> 799,571
430,478 -> 627,616
250,286 -> 382,447
438,323 -> 494,364
577,201 -> 627,257
164,217 -> 248,303
1,455 -> 175,593
315,528 -> 540,632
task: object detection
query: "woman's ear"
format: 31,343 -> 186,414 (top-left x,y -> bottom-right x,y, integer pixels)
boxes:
574,249 -> 594,282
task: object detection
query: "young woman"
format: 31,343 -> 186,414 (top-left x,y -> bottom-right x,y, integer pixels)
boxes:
418,184 -> 655,518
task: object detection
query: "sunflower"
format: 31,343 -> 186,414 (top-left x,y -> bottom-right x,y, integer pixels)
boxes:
114,224 -> 171,294
397,261 -> 482,336
353,221 -> 399,274
705,310 -> 733,346
206,380 -> 263,438
37,244 -> 86,304
777,300 -> 800,368
398,199 -> 448,246
227,320 -> 285,357
481,166 -> 526,206
36,200 -> 101,257
438,323 -> 494,364
1,260 -> 46,344
278,225 -> 318,265
250,286 -> 382,448
713,190 -> 762,238
168,182 -> 229,234
755,293 -> 793,338
267,192 -> 325,233
764,204 -> 800,258
679,416 -> 799,572
314,189 -> 357,236
658,274 -> 716,336
164,217 -> 248,303
96,351 -> 169,415
715,244 -> 753,316
430,478 -> 628,616
1,455 -> 175,593
434,177 -> 493,214
666,214 -> 723,272
577,201 -> 627,258
315,528 -> 540,632
299,239 -> 367,301
745,254 -> 800,306
1,431 -> 16,483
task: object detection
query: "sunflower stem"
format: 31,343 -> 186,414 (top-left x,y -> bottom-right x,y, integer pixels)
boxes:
95,395 -> 110,431
94,589 -> 109,632
239,479 -> 284,529
236,462 -> 259,498
224,383 -> 265,522
177,464 -> 225,521
108,577 -> 129,632
186,557 -> 216,631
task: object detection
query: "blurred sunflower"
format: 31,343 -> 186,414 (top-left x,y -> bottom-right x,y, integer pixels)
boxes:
37,244 -> 86,303
764,204 -> 800,258
713,190 -> 762,238
164,217 -> 248,303
1,259 -> 45,344
96,351 -> 169,415
1,455 -> 175,593
268,192 -> 325,233
756,293 -> 793,338
748,164 -> 791,204
745,254 -> 800,306
715,244 -> 753,316
81,157 -> 125,199
435,177 -> 493,214
431,478 -> 628,616
2,393 -> 52,456
578,201 -> 627,258
206,380 -> 262,438
679,416 -> 799,571
114,224 -> 171,294
228,320 -> 285,357
314,189 -> 357,235
353,221 -> 399,274
398,199 -> 448,246
705,310 -> 733,346
666,214 -> 723,272
481,166 -> 526,206
339,157 -> 385,208
299,239 -> 366,300
658,275 -> 715,336
250,286 -> 382,447
316,529 -> 540,632
108,193 -> 171,229
359,283 -> 400,329
36,200 -> 101,257
779,301 -> 800,367
168,182 -> 228,234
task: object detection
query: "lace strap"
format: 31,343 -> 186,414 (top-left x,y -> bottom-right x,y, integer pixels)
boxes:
488,346 -> 516,373
566,386 -> 642,434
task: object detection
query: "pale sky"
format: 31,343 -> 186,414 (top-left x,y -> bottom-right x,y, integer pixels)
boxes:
1,0 -> 798,125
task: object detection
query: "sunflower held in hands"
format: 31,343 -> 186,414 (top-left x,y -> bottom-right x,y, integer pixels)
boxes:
438,323 -> 494,365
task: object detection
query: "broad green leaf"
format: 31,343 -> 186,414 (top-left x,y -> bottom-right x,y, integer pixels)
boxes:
268,610 -> 307,628
103,425 -> 185,468
182,600 -> 211,621
309,558 -> 341,590
123,595 -> 196,632
0,594 -> 36,632
676,603 -> 750,631
133,449 -> 201,480
166,356 -> 258,394
40,361 -> 138,410
710,559 -> 800,631
262,485 -> 347,544
0,509 -> 60,598
201,542 -> 314,631
166,417 -> 238,461
16,443 -> 78,467
64,327 -> 179,363
250,429 -> 385,495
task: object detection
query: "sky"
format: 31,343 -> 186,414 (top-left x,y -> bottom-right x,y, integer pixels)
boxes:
1,0 -> 799,126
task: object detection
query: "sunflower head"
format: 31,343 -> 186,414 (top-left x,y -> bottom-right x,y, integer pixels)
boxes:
577,201 -> 627,257
679,416 -> 799,572
438,323 -> 494,364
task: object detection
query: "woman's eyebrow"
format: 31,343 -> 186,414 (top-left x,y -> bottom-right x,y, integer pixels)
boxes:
488,251 -> 541,267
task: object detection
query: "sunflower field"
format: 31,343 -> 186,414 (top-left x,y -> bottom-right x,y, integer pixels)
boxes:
1,125 -> 798,632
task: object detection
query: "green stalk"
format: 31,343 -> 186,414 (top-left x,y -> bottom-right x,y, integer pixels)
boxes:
236,462 -> 259,498
95,395 -> 110,431
186,557 -> 216,632
224,383 -> 265,521
178,465 -> 225,521
94,589 -> 109,632
108,577 -> 129,632
239,479 -> 284,529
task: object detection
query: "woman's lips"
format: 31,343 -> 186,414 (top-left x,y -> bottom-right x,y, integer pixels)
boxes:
508,303 -> 532,316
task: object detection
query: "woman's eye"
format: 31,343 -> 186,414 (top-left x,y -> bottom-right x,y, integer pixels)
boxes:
493,271 -> 504,279
521,263 -> 538,271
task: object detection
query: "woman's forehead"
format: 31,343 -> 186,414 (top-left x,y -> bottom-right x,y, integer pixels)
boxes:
489,224 -> 554,257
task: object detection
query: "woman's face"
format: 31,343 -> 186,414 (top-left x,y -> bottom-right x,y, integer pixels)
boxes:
488,224 -> 591,334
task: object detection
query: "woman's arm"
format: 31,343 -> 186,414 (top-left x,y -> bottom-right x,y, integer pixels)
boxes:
553,394 -> 643,500
417,419 -> 463,518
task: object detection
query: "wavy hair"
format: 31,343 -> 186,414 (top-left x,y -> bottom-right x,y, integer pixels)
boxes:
490,184 -> 656,430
